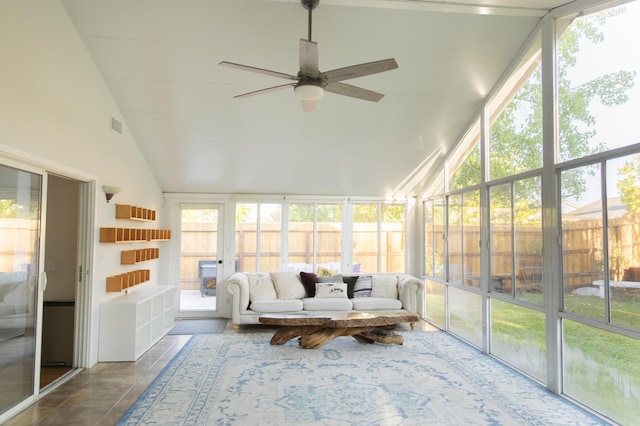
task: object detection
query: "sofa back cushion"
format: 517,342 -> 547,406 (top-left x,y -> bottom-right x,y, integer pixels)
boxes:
248,273 -> 277,302
270,271 -> 306,299
371,275 -> 399,299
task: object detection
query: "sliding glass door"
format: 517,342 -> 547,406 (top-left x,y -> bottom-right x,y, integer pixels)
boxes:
0,162 -> 42,415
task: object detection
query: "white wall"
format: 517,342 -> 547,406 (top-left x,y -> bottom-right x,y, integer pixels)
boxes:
0,1 -> 165,366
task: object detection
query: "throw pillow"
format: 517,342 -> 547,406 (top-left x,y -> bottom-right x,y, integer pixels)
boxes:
318,274 -> 343,283
248,274 -> 277,302
270,271 -> 306,299
300,271 -> 318,297
353,275 -> 372,297
371,275 -> 399,299
315,282 -> 348,298
317,266 -> 338,277
342,276 -> 359,298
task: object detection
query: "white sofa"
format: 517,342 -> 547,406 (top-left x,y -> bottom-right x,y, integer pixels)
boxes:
225,271 -> 424,325
0,271 -> 35,330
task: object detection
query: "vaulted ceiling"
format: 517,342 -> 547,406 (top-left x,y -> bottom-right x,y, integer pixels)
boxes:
61,0 -> 574,197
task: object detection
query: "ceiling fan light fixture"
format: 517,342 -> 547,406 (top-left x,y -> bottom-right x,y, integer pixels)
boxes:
294,83 -> 324,101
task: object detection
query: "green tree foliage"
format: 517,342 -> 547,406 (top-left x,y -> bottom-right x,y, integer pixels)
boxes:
452,8 -> 635,204
288,203 -> 405,223
617,154 -> 640,214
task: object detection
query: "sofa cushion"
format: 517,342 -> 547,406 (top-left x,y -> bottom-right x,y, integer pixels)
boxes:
351,297 -> 402,311
353,275 -> 372,297
371,275 -> 399,299
315,282 -> 348,298
342,276 -> 359,298
318,274 -> 342,283
250,299 -> 303,313
302,297 -> 353,311
270,271 -> 306,299
299,272 -> 317,297
248,274 -> 277,302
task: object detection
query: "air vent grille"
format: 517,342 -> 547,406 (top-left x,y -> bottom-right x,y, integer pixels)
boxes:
110,116 -> 123,134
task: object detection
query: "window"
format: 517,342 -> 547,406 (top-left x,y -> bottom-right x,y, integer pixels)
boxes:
235,202 -> 282,272
488,36 -> 543,181
287,203 -> 342,274
558,3 -> 640,162
353,203 -> 405,273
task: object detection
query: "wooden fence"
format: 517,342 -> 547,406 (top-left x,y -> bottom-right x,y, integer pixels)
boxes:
3,214 -> 638,293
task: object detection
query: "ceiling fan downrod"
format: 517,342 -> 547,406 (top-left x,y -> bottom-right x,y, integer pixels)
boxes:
301,0 -> 319,41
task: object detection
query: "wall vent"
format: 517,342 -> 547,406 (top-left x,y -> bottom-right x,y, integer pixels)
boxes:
110,116 -> 123,134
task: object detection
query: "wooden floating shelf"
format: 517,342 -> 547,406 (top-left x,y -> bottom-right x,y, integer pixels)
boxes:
100,228 -> 171,243
115,204 -> 157,221
121,248 -> 160,265
106,269 -> 151,292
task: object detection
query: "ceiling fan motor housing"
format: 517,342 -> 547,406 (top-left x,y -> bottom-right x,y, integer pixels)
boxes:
301,0 -> 319,11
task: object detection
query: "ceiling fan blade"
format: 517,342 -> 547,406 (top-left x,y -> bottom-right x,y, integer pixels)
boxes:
321,58 -> 398,83
219,61 -> 298,81
324,82 -> 385,102
299,39 -> 319,77
233,83 -> 295,99
301,100 -> 317,112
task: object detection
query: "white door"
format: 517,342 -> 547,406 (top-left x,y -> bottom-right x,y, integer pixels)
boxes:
177,204 -> 224,316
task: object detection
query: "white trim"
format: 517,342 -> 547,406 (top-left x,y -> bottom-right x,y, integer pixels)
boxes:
266,0 -> 551,17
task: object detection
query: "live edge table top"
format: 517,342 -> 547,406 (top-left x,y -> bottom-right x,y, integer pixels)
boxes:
258,311 -> 420,349
259,311 -> 420,328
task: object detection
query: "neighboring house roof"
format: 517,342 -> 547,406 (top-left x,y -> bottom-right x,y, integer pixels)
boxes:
563,197 -> 627,221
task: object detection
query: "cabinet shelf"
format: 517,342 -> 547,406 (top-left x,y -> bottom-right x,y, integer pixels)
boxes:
106,269 -> 151,292
100,227 -> 171,243
115,204 -> 156,221
121,248 -> 160,265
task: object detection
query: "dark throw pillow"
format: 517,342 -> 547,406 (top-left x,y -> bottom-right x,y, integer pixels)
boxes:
342,276 -> 359,299
300,271 -> 318,297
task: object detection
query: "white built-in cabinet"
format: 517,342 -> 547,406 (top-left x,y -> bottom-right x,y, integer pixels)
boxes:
99,285 -> 174,361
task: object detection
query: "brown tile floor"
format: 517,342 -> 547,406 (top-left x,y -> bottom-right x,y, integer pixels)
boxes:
4,319 -> 435,425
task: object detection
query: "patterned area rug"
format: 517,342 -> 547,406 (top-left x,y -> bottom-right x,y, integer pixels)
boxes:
118,331 -> 606,425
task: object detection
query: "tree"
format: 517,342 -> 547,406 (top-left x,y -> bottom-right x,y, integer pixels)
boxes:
617,154 -> 640,214
452,7 -> 635,204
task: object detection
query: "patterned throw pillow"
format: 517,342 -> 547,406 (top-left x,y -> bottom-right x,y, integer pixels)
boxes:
315,282 -> 348,298
353,275 -> 372,297
317,266 -> 338,277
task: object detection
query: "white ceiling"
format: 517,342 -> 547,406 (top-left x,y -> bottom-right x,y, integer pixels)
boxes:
61,0 -> 574,197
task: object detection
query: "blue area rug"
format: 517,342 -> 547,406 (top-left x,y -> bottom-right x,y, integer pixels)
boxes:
118,331 -> 606,425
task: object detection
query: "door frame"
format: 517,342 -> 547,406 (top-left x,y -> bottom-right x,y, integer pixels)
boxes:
165,194 -> 234,319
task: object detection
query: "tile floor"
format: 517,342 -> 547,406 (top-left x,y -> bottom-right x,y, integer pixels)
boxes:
4,320 -> 435,425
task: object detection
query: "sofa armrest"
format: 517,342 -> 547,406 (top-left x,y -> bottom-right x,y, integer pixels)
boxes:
225,272 -> 250,324
397,274 -> 424,317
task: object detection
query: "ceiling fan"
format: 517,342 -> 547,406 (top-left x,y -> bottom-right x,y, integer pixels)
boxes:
219,0 -> 398,112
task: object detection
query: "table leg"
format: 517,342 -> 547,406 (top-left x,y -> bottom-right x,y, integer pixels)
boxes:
269,325 -> 325,345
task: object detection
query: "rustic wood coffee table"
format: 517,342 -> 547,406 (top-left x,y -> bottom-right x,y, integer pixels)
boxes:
258,311 -> 420,349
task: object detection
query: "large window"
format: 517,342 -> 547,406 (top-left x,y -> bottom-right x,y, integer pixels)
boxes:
422,1 -> 640,423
